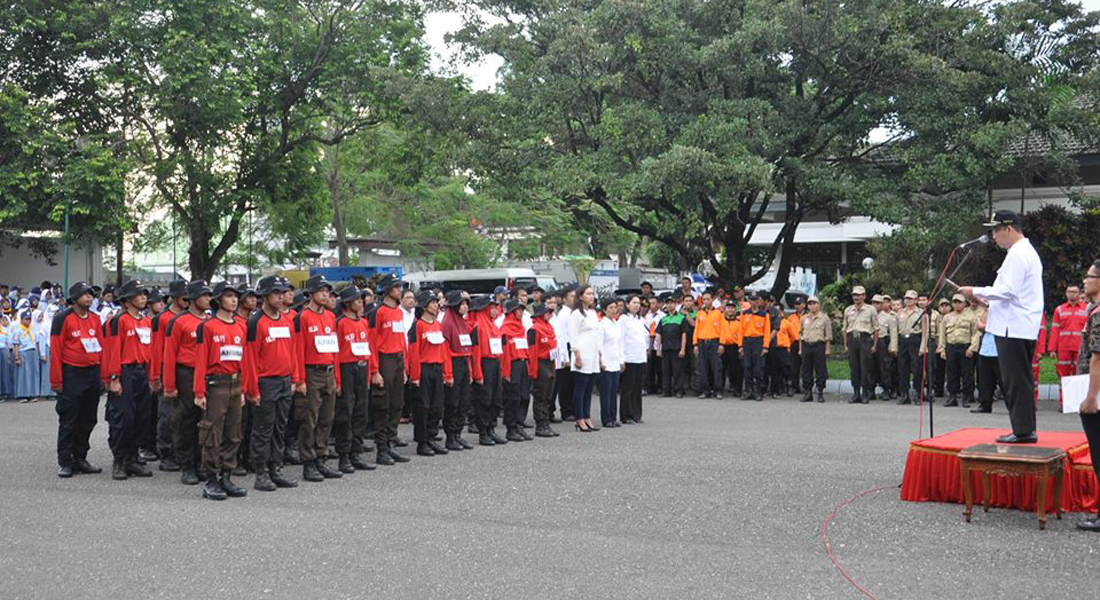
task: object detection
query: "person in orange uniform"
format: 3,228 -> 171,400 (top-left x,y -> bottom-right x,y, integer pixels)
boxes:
768,314 -> 798,398
719,302 -> 742,397
367,275 -> 411,465
104,279 -> 154,481
244,275 -> 301,491
739,292 -> 771,401
163,280 -> 212,486
693,291 -> 724,399
51,282 -> 109,478
470,296 -> 507,445
1048,285 -> 1088,402
788,297 -> 805,395
408,291 -> 453,456
192,282 -> 249,500
333,285 -> 377,473
528,302 -> 560,437
293,275 -> 343,482
150,279 -> 188,472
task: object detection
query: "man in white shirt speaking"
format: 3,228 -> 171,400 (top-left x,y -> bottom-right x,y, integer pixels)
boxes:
961,210 -> 1044,443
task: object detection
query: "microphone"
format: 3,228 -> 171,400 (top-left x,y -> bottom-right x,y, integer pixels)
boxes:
957,234 -> 989,249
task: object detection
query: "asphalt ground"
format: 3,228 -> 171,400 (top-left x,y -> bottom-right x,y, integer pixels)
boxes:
1,394 -> 1097,600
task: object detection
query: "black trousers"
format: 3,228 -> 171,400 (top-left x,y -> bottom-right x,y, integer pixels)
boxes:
55,365 -> 102,468
645,351 -> 661,393
156,391 -> 174,460
474,358 -> 502,432
250,375 -> 293,471
741,337 -> 765,394
801,342 -> 828,391
1080,413 -> 1100,503
660,350 -> 683,395
945,343 -> 975,396
847,333 -> 874,393
411,363 -> 444,443
977,355 -> 1001,409
897,335 -> 922,393
444,357 -> 471,435
681,350 -> 694,392
107,363 -> 152,460
171,365 -> 201,469
554,366 -> 574,418
141,375 -> 158,452
371,353 -> 405,447
722,344 -> 742,394
875,338 -> 895,394
620,362 -> 645,421
532,359 -> 556,426
768,347 -> 790,394
502,359 -> 529,428
695,339 -> 722,394
789,341 -> 802,391
933,353 -> 946,396
995,336 -> 1037,437
334,362 -> 369,455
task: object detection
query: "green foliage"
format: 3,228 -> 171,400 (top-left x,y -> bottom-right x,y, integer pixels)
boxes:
1022,204 -> 1100,311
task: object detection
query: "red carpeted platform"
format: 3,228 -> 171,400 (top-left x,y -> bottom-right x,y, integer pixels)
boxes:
900,428 -> 1097,513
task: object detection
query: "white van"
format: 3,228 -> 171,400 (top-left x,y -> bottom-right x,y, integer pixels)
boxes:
404,268 -> 540,294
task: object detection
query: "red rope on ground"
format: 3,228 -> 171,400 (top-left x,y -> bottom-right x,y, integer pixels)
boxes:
820,484 -> 897,600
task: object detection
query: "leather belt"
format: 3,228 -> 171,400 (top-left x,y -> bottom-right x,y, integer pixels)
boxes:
207,372 -> 239,384
306,364 -> 334,372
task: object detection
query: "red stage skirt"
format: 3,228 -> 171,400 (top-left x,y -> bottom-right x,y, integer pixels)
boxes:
900,428 -> 1097,513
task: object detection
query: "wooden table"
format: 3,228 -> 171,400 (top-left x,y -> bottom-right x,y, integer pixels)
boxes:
958,444 -> 1065,530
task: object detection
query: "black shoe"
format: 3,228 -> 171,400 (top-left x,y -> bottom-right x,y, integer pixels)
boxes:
428,441 -> 449,455
112,459 -> 128,481
315,458 -> 343,479
350,453 -> 376,470
489,430 -> 508,445
302,461 -> 324,482
445,435 -> 463,451
944,395 -> 959,407
1077,515 -> 1100,532
138,449 -> 159,462
467,423 -> 479,434
479,434 -> 496,446
519,427 -> 534,440
159,458 -> 181,472
815,390 -> 825,403
338,454 -> 356,474
715,393 -> 724,400
125,459 -> 153,477
203,478 -> 228,500
196,470 -> 208,482
254,472 -> 277,492
232,465 -> 248,476
521,421 -> 533,429
269,467 -> 299,487
849,394 -> 862,404
393,437 -> 409,448
180,468 -> 200,485
536,425 -> 555,438
284,448 -> 302,465
58,465 -> 74,478
995,433 -> 1038,444
800,392 -> 813,403
220,472 -> 248,497
970,405 -> 992,414
73,459 -> 102,474
623,419 -> 637,425
741,392 -> 755,401
387,447 -> 410,462
675,392 -> 684,398
506,428 -> 526,442
376,448 -> 395,465
417,442 -> 436,456
960,396 -> 971,408
696,392 -> 708,399
563,415 -> 576,421
457,435 -> 475,449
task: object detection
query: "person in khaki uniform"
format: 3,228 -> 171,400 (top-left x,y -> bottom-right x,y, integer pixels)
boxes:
843,286 -> 878,403
872,294 -> 898,400
938,293 -> 981,407
896,290 -> 923,404
798,297 -> 831,403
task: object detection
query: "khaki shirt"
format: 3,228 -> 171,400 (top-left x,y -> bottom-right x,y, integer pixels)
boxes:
921,311 -> 942,352
938,310 -> 981,353
875,311 -> 899,353
897,307 -> 923,337
800,313 -> 832,344
843,304 -> 878,335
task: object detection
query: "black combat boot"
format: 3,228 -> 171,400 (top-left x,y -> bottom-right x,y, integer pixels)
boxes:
202,476 -> 228,501
220,471 -> 248,497
254,471 -> 277,492
111,458 -> 128,481
315,458 -> 343,478
302,460 -> 324,482
338,454 -> 355,474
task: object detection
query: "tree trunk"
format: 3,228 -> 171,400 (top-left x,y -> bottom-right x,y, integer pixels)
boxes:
769,178 -> 800,300
326,152 -> 350,267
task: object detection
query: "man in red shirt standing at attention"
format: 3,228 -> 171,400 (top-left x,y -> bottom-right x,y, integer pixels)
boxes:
163,280 -> 212,485
527,302 -> 559,438
150,279 -> 188,472
104,279 -> 155,481
294,275 -> 344,482
245,276 -> 301,491
51,282 -> 109,478
368,275 -> 411,466
333,285 -> 376,473
193,282 -> 250,500
407,291 -> 452,457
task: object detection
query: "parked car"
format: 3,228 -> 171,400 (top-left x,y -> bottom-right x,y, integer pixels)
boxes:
404,268 -> 539,294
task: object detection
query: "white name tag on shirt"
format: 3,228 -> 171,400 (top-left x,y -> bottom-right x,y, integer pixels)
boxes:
269,326 -> 291,339
425,330 -> 445,345
489,338 -> 503,355
314,334 -> 338,353
459,334 -> 472,347
220,345 -> 243,362
513,337 -> 529,350
351,341 -> 370,357
80,337 -> 102,353
135,328 -> 152,345
392,321 -> 406,333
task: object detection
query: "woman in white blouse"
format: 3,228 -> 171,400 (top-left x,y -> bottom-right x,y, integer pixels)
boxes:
568,285 -> 602,432
598,297 -> 625,427
619,295 -> 648,425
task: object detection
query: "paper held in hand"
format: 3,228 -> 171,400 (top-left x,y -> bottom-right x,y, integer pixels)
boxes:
1060,374 -> 1094,414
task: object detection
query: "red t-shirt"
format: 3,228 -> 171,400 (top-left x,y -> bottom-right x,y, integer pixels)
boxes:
294,306 -> 340,387
49,308 -> 107,388
243,310 -> 299,398
407,317 -> 453,382
162,311 -> 207,393
105,311 -> 153,380
194,315 -> 248,397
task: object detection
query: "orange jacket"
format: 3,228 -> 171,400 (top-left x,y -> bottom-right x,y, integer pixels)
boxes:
739,310 -> 771,349
776,318 -> 797,349
693,309 -> 723,343
719,316 -> 742,346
